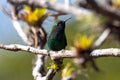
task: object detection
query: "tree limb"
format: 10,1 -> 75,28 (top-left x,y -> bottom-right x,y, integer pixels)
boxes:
0,44 -> 76,59
1,44 -> 120,59
0,3 -> 32,45
7,0 -> 91,16
86,0 -> 120,21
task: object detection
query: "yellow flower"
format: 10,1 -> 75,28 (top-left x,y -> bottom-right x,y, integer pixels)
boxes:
23,5 -> 47,25
34,8 -> 47,19
62,63 -> 74,78
75,34 -> 94,50
27,12 -> 39,24
48,63 -> 59,71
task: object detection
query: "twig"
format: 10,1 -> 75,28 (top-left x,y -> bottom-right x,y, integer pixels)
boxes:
35,68 -> 55,80
45,68 -> 55,80
0,3 -> 12,18
93,28 -> 111,48
11,20 -> 32,45
86,0 -> 120,21
0,3 -> 32,45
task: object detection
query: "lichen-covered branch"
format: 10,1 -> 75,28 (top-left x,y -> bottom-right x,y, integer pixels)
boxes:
91,48 -> 120,57
34,68 -> 55,80
32,55 -> 46,80
1,44 -> 120,59
0,44 -> 76,59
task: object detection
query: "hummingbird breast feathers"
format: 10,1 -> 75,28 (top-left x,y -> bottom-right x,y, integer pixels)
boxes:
48,34 -> 67,51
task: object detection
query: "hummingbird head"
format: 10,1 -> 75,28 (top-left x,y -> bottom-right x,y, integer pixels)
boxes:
56,17 -> 72,28
56,21 -> 65,28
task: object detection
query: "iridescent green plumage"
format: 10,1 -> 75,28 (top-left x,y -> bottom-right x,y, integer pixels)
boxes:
48,20 -> 67,51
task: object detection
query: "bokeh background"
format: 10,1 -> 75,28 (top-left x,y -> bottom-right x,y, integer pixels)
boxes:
1,0 -> 120,80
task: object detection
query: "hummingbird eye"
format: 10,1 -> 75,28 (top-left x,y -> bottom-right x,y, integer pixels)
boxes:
57,21 -> 62,26
57,23 -> 61,27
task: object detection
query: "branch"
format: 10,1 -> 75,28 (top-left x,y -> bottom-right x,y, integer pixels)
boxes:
93,28 -> 111,48
11,20 -> 32,45
91,48 -> 120,57
32,55 -> 46,80
86,0 -> 120,21
34,68 -> 55,80
0,3 -> 12,18
45,68 -> 55,80
1,44 -> 120,58
0,3 -> 32,45
0,44 -> 76,59
7,0 -> 91,16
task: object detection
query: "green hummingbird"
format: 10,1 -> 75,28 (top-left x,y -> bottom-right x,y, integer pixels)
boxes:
48,18 -> 71,51
47,17 -> 71,67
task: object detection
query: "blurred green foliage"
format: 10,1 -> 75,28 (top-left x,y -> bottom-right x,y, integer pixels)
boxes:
0,50 -> 34,80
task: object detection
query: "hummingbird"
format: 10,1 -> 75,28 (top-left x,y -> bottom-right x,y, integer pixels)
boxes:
47,17 -> 71,67
48,17 -> 71,51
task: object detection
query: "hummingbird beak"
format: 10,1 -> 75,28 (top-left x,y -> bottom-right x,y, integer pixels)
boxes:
64,17 -> 72,22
